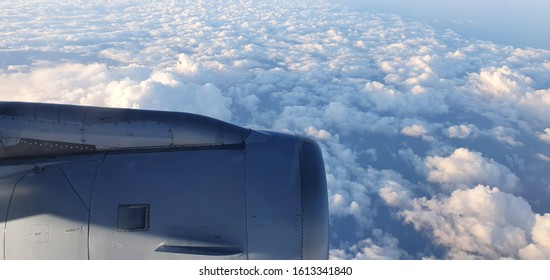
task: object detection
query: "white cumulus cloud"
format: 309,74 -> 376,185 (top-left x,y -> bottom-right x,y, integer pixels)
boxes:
401,124 -> 427,138
468,66 -> 533,99
402,185 -> 535,259
446,124 -> 477,139
0,62 -> 233,120
539,128 -> 550,143
519,214 -> 550,259
330,229 -> 411,260
425,148 -> 519,192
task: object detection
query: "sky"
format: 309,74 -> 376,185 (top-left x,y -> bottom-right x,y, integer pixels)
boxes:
338,0 -> 550,49
1,0 -> 549,259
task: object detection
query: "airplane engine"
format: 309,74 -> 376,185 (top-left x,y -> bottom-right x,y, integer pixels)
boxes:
0,102 -> 328,260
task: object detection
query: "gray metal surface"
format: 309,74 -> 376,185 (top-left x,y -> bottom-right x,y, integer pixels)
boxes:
245,131 -> 303,259
0,102 -> 250,159
89,149 -> 247,260
0,102 -> 329,260
5,166 -> 89,259
297,135 -> 329,259
0,167 -> 33,260
60,156 -> 104,210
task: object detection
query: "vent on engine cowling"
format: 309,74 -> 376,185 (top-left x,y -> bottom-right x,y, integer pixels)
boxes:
116,204 -> 150,232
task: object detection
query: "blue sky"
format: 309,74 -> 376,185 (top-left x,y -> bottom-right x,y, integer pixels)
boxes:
1,0 -> 549,259
339,0 -> 550,49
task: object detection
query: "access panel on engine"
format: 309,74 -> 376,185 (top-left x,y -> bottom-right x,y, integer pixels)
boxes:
89,148 -> 247,259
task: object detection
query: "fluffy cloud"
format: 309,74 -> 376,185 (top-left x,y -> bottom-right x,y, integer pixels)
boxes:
425,148 -> 519,192
536,153 -> 550,162
330,229 -> 411,260
468,66 -> 533,99
446,124 -> 477,139
463,65 -> 550,127
401,123 -> 435,141
304,126 -> 332,140
519,214 -> 550,259
401,185 -> 535,259
0,63 -> 110,104
539,128 -> 550,143
0,62 -> 233,120
362,81 -> 448,116
401,124 -> 427,138
490,126 -> 523,146
378,180 -> 412,208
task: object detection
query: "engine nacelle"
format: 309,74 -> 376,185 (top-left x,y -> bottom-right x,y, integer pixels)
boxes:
0,102 -> 328,260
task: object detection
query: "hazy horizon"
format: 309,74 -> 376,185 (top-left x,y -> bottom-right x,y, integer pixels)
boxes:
337,0 -> 550,49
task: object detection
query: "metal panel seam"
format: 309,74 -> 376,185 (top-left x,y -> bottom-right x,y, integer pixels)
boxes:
2,171 -> 32,260
243,145 -> 250,260
60,168 -> 90,212
87,154 -> 106,260
296,137 -> 305,260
